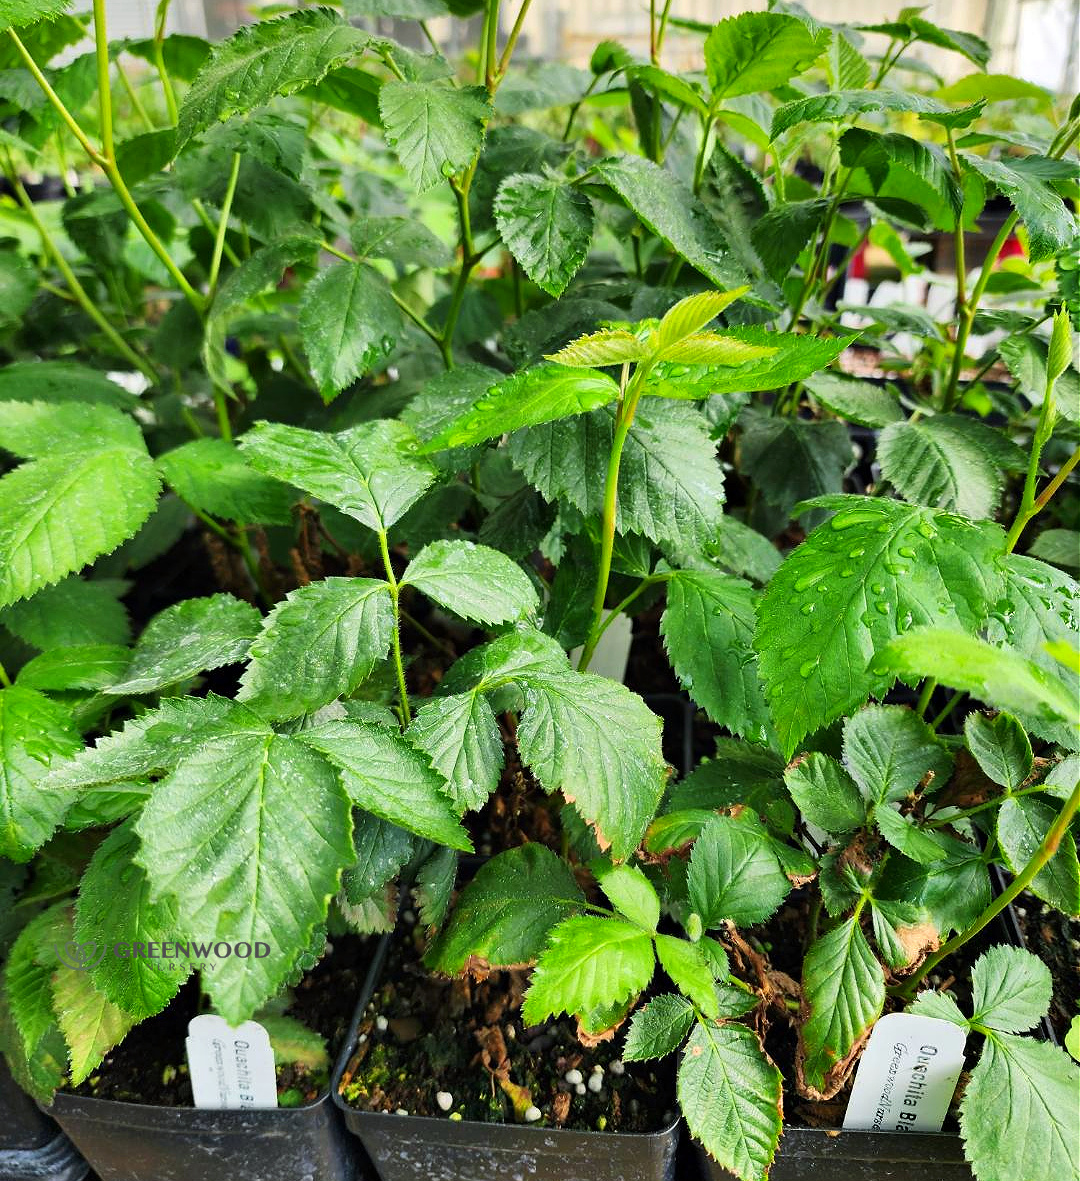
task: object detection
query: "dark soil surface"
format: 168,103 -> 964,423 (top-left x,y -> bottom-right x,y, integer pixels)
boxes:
1013,892 -> 1079,1041
69,934 -> 376,1107
339,924 -> 675,1134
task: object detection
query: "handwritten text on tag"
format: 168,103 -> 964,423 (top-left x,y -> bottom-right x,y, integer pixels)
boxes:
843,1013 -> 966,1133
185,1014 -> 278,1110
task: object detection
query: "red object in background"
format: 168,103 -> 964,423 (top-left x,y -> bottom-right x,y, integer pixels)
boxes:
998,234 -> 1025,261
849,240 -> 867,279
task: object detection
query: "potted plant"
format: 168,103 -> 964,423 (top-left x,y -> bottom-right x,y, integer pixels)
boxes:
0,0 -> 1075,1179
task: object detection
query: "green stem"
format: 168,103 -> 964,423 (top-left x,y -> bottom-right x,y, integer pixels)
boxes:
6,29 -> 107,165
1004,358 -> 1064,551
899,778 -> 1080,999
116,59 -> 154,132
207,151 -> 241,298
655,0 -> 675,59
915,678 -> 937,718
212,385 -> 233,442
926,783 -> 1050,828
153,0 -> 178,125
691,115 -> 714,195
943,211 -> 1018,409
496,0 -> 533,83
562,75 -> 599,141
0,660 -> 10,688
929,690 -> 964,732
1007,441 -> 1079,553
5,164 -> 157,381
578,365 -> 646,670
390,289 -> 443,351
945,128 -> 967,318
483,0 -> 501,93
378,530 -> 411,726
591,573 -> 668,650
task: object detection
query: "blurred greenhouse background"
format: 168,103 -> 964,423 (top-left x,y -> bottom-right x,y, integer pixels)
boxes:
106,0 -> 1080,92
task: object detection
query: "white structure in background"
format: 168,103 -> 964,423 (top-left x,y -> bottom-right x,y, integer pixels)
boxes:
108,0 -> 1079,91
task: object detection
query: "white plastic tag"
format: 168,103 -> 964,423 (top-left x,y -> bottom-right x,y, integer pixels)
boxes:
185,1015 -> 278,1110
843,1013 -> 966,1133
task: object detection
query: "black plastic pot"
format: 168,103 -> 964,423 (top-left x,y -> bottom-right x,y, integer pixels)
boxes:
45,1089 -> 362,1181
332,937 -> 681,1181
0,1059 -> 88,1180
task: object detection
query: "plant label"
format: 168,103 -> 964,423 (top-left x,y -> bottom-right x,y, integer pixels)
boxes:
843,1013 -> 966,1133
185,1014 -> 278,1109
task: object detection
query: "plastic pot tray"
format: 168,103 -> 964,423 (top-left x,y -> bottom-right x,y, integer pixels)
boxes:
332,936 -> 680,1181
45,1089 -> 362,1181
0,1059 -> 88,1181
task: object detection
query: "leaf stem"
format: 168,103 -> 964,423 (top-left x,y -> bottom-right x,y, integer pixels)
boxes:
898,777 -> 1080,1000
945,128 -> 967,318
0,661 -> 11,688
153,0 -> 179,125
496,0 -> 533,83
207,151 -> 241,298
1007,439 -> 1078,553
578,365 -> 647,670
915,678 -> 937,718
378,529 -> 411,726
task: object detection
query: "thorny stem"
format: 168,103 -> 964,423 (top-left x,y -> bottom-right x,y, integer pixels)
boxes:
379,529 -> 412,726
898,779 -> 1080,1000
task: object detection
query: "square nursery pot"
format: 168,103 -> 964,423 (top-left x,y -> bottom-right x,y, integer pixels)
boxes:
696,899 -> 1050,1181
0,1058 -> 88,1181
44,1088 -> 363,1181
332,937 -> 682,1181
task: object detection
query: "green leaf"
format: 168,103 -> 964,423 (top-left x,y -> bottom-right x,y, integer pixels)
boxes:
407,691 -> 503,813
1029,529 -> 1080,570
594,861 -> 660,930
241,419 -> 435,534
622,993 -> 694,1061
962,153 -> 1077,263
861,16 -> 990,67
826,29 -> 871,89
799,916 -> 885,1096
878,631 -> 1078,743
107,594 -> 261,695
343,812 -> 415,901
0,403 -> 160,608
843,705 -> 954,804
985,555 -> 1080,745
348,215 -> 452,268
298,262 -> 401,401
75,821 -> 187,1021
964,712 -> 1033,791
547,330 -> 648,368
688,814 -> 791,929
971,945 -> 1052,1033
840,128 -> 962,227
699,145 -> 769,277
908,988 -> 968,1026
873,803 -> 946,865
3,908 -> 62,1074
961,1033 -> 1079,1181
749,198 -> 829,284
708,517 -> 782,584
661,569 -> 771,741
0,685 -> 81,861
17,644 -> 129,691
784,753 -> 866,834
771,89 -> 946,140
297,720 -> 470,850
521,916 -> 655,1025
260,1014 -> 329,1070
0,361 -> 137,410
413,843 -> 457,929
0,577 -> 129,649
998,335 -> 1080,422
681,329 -> 853,398
654,935 -> 719,1017
738,408 -> 852,517
704,11 -> 826,99
879,415 -> 1006,518
755,498 -> 1006,757
494,173 -> 594,297
655,334 -> 776,367
0,0 -> 71,29
939,72 -> 1053,107
517,671 -> 667,861
157,438 -> 295,526
237,578 -> 392,719
135,729 -> 354,1022
511,400 -> 726,552
998,796 -> 1080,914
421,364 -> 620,451
654,289 -> 750,351
593,155 -> 746,289
679,1021 -> 782,1181
379,81 -> 490,192
401,539 -> 538,624
425,845 -> 583,974
51,960 -> 135,1086
439,627 -> 567,694
177,11 -> 369,147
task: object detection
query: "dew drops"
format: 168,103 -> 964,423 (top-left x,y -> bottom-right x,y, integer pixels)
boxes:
799,659 -> 818,678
